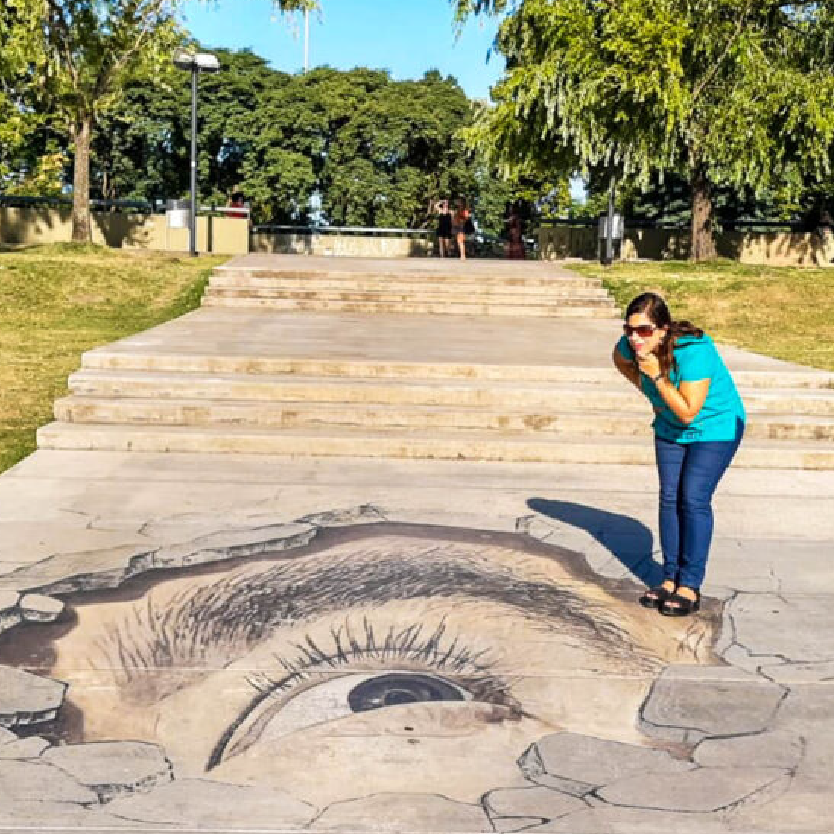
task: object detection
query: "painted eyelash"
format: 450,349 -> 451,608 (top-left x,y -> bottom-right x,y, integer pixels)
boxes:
208,617 -> 523,770
247,617 -> 516,707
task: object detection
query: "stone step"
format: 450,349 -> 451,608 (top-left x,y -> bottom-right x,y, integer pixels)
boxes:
53,396 -> 834,442
203,286 -> 617,307
35,422 -> 834,469
52,396 -> 651,436
200,295 -> 621,318
67,370 -> 834,414
78,352 -> 636,381
78,351 -> 834,390
208,275 -> 612,297
213,267 -> 606,289
62,371 -> 665,410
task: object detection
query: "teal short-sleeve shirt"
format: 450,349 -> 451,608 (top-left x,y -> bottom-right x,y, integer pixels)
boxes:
616,333 -> 746,443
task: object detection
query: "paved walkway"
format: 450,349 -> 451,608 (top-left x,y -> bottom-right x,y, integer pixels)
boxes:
0,257 -> 832,833
69,305 -> 812,371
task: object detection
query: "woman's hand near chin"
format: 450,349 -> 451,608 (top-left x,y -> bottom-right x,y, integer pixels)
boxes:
637,351 -> 661,380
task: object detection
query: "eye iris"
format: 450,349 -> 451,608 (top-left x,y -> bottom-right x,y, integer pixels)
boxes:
348,673 -> 464,713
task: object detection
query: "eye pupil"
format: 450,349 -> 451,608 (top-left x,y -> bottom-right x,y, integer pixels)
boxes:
384,689 -> 419,706
348,673 -> 464,713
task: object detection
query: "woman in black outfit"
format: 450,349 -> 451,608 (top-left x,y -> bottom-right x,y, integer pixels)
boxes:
435,199 -> 453,257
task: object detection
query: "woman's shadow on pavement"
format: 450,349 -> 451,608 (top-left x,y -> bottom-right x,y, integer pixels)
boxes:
527,498 -> 663,585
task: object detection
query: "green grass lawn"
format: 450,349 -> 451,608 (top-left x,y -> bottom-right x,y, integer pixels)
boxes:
0,244 -> 225,473
573,259 -> 834,372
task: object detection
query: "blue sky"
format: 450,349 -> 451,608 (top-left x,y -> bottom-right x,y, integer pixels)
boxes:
177,1 -> 586,200
177,0 -> 505,100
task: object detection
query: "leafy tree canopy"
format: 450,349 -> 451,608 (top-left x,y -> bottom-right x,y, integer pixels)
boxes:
456,0 -> 834,258
0,0 -> 323,238
87,55 -> 566,234
0,0 -> 45,184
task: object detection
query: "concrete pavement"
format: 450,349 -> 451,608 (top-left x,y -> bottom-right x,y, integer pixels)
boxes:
1,451 -> 832,832
0,255 -> 832,832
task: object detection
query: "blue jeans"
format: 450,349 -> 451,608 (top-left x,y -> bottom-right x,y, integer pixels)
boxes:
654,419 -> 744,589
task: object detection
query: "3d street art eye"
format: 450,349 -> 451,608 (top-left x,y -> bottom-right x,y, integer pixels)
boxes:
0,509 -> 803,831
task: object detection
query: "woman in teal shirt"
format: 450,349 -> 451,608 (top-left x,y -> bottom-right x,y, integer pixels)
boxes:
613,292 -> 745,616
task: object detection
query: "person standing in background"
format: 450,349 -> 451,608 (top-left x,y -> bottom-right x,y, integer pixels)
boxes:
434,199 -> 453,257
452,198 -> 470,261
228,192 -> 247,220
506,202 -> 526,259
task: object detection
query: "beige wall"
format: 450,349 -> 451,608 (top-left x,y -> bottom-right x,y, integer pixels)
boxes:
539,225 -> 833,267
0,207 -> 249,255
251,231 -> 433,258
537,225 -> 598,261
6,206 -> 827,265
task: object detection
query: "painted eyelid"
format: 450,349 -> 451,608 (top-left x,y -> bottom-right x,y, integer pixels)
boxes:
208,665 -> 492,770
207,625 -> 514,771
229,669 -> 476,755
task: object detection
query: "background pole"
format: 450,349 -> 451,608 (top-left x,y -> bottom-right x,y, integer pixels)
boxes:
605,173 -> 615,265
190,68 -> 198,257
304,9 -> 309,72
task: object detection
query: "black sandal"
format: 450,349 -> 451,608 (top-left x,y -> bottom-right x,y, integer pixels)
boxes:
639,584 -> 674,609
660,588 -> 701,617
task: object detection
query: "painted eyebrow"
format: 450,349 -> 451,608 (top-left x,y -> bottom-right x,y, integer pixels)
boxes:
107,545 -> 652,672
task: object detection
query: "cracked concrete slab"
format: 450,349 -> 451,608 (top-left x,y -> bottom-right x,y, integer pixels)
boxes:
723,594 -> 834,666
597,766 -> 790,812
41,741 -> 173,803
105,778 -> 316,828
693,730 -> 805,769
530,805 -> 738,833
493,815 -> 550,833
769,685 -> 834,776
484,785 -> 587,820
0,735 -> 50,759
518,731 -> 693,787
760,659 -> 834,684
639,665 -> 787,743
308,792 -> 492,832
19,592 -> 64,622
1,800 -> 139,830
0,665 -> 66,729
724,774 -> 833,832
0,759 -> 100,804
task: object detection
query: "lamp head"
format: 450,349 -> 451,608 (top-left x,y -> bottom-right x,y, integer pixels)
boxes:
194,53 -> 220,73
173,51 -> 220,73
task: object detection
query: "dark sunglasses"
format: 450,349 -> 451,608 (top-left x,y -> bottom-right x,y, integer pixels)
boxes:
623,324 -> 658,338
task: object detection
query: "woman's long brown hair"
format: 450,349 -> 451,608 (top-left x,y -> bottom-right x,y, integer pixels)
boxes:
625,293 -> 704,378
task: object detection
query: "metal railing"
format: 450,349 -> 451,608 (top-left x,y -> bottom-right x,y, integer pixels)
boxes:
253,224 -> 432,237
539,216 -> 810,232
197,205 -> 251,218
0,194 -> 152,212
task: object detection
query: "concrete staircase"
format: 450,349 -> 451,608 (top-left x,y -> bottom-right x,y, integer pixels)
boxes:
201,262 -> 619,317
36,256 -> 834,468
40,351 -> 834,469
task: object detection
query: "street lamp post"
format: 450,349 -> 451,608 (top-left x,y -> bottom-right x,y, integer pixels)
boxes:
605,173 -> 615,266
173,51 -> 220,257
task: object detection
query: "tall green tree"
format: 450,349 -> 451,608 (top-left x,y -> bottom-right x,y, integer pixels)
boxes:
2,0 -> 315,240
84,53 -> 562,234
34,0 -> 184,240
0,0 -> 44,185
456,0 -> 834,260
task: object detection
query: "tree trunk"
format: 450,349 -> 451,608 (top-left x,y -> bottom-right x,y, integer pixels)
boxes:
690,165 -> 717,261
70,115 -> 93,242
